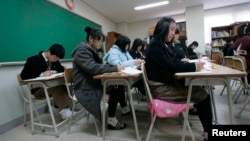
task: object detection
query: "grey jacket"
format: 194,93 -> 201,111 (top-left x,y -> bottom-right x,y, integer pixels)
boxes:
71,43 -> 117,120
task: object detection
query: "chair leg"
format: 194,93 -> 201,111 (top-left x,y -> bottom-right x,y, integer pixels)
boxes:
233,86 -> 244,104
220,85 -> 226,96
145,114 -> 156,141
181,112 -> 196,141
237,95 -> 250,118
93,117 -> 100,137
31,101 -> 45,132
221,79 -> 238,96
23,102 -> 27,127
67,101 -> 76,134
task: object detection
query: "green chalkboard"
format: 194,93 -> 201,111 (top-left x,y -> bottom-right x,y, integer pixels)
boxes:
0,0 -> 101,62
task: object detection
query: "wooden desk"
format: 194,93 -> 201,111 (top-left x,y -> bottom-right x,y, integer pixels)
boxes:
175,63 -> 247,124
94,72 -> 142,141
24,74 -> 67,137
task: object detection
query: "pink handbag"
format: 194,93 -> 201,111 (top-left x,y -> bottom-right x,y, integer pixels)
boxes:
149,99 -> 194,118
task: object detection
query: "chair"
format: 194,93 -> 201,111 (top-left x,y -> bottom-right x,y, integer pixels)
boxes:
63,68 -> 100,136
232,56 -> 250,117
141,64 -> 195,141
232,56 -> 247,103
219,51 -> 225,66
16,73 -> 45,128
220,56 -> 240,96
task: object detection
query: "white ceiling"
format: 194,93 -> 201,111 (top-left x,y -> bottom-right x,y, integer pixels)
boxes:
80,0 -> 250,23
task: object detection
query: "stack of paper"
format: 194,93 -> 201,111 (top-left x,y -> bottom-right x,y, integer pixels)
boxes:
25,72 -> 64,81
121,67 -> 142,75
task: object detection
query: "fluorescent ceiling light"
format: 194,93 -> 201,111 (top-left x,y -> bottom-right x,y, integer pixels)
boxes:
134,1 -> 169,10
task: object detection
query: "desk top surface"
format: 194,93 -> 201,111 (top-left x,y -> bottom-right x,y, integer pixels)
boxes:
175,63 -> 247,79
93,72 -> 141,79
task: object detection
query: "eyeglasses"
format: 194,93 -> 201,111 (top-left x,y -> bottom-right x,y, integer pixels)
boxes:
95,40 -> 103,44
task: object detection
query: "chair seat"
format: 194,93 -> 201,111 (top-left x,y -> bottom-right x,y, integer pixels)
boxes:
141,64 -> 196,141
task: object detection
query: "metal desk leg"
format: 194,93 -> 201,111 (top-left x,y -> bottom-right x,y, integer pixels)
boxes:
101,79 -> 140,141
102,81 -> 107,141
207,85 -> 218,124
42,86 -> 59,137
125,81 -> 140,141
225,78 -> 234,124
28,84 -> 35,135
181,81 -> 195,141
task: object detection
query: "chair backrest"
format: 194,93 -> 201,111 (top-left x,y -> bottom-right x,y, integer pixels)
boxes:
17,73 -> 29,101
224,56 -> 234,68
219,51 -> 225,65
64,68 -> 74,99
141,63 -> 153,102
232,56 -> 246,72
17,73 -> 26,86
234,55 -> 247,70
232,55 -> 248,85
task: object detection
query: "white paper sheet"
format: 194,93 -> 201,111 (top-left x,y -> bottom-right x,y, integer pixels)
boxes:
121,67 -> 142,75
24,72 -> 64,81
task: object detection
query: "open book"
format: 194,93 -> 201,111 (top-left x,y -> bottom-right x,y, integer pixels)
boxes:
24,72 -> 64,81
121,67 -> 142,75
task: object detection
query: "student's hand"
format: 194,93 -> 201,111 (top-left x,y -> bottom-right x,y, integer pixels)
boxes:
134,59 -> 144,66
181,58 -> 190,62
43,70 -> 57,77
117,66 -> 125,72
195,62 -> 205,71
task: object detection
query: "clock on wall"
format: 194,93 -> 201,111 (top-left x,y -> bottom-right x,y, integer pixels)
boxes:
65,0 -> 74,10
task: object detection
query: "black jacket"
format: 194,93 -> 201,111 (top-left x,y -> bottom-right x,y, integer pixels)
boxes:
187,47 -> 198,59
173,43 -> 189,59
145,39 -> 196,85
21,51 -> 64,80
129,49 -> 144,59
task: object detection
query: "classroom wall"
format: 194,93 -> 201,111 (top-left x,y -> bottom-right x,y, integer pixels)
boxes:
46,0 -> 117,35
125,3 -> 249,53
186,5 -> 205,53
0,0 -> 249,134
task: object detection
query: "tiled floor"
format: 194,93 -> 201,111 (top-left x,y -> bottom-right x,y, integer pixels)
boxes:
1,85 -> 250,141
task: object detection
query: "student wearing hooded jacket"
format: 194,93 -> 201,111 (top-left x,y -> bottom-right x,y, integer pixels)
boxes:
72,26 -> 128,130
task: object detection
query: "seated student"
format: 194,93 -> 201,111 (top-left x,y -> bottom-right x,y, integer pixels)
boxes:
222,38 -> 235,56
187,41 -> 200,59
20,43 -> 75,120
233,22 -> 250,82
173,29 -> 189,62
145,17 -> 212,141
129,38 -> 145,59
72,26 -> 128,130
103,35 -> 146,96
141,40 -> 148,58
